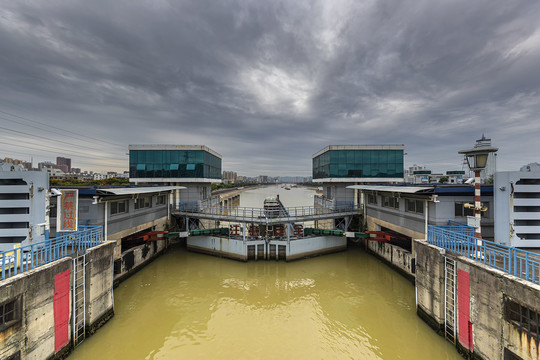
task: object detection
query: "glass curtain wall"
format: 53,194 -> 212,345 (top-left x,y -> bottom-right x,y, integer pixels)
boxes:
313,150 -> 404,179
129,150 -> 221,179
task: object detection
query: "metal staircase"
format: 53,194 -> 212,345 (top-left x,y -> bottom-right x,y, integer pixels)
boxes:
444,257 -> 457,344
72,254 -> 86,347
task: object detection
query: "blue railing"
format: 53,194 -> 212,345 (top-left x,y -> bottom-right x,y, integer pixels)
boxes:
0,225 -> 103,281
435,220 -> 476,237
427,224 -> 540,285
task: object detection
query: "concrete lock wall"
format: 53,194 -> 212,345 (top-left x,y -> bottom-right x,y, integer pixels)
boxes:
0,258 -> 72,360
187,236 -> 347,262
288,236 -> 347,261
187,237 -> 247,261
367,241 -> 414,280
0,242 -> 115,360
415,239 -> 540,360
415,240 -> 446,333
109,216 -> 169,260
114,239 -> 169,284
85,242 -> 115,333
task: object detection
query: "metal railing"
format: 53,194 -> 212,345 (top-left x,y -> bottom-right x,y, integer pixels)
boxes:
178,197 -> 221,212
435,221 -> 476,237
201,196 -> 221,209
314,195 -> 334,209
428,224 -> 540,285
178,201 -> 200,211
177,204 -> 359,223
1,226 -> 103,281
314,196 -> 354,211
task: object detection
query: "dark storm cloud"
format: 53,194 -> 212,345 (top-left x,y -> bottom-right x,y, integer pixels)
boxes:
1,0 -> 539,174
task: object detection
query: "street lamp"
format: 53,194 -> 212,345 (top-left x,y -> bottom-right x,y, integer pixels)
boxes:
458,146 -> 498,238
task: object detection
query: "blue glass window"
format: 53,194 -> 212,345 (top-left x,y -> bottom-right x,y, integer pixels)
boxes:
129,149 -> 221,179
313,149 -> 404,179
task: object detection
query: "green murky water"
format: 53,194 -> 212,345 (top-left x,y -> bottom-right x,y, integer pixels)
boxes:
71,246 -> 460,359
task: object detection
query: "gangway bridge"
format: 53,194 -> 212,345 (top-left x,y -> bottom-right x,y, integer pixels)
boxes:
276,196 -> 290,218
174,203 -> 360,225
172,201 -> 362,261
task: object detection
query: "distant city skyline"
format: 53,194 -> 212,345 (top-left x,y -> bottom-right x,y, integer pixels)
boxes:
1,1 -> 540,176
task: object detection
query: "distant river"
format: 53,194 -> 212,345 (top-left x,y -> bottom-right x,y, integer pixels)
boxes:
70,186 -> 461,359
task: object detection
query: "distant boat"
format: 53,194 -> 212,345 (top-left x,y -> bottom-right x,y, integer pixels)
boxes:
284,185 -> 291,190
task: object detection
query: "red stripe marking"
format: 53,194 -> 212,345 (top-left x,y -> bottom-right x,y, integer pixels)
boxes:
458,270 -> 472,350
54,270 -> 71,353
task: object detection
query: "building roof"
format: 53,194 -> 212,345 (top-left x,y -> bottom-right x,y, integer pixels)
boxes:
347,185 -> 432,194
313,144 -> 404,158
54,185 -> 185,197
128,144 -> 222,159
95,186 -> 185,196
347,184 -> 494,196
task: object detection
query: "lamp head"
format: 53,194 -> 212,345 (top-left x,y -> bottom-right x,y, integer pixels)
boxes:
458,146 -> 498,171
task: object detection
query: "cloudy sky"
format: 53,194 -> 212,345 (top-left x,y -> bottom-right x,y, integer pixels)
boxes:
1,0 -> 539,176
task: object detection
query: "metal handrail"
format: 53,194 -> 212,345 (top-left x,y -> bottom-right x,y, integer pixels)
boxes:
447,220 -> 469,227
177,203 -> 359,223
427,225 -> 540,285
1,225 -> 103,281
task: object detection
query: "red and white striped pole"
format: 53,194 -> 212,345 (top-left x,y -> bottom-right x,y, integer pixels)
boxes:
474,170 -> 482,239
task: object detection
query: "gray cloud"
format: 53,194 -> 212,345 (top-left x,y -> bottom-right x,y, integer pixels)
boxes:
1,0 -> 539,175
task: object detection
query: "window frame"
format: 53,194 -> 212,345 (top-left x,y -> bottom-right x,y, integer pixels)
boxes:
0,296 -> 22,332
504,296 -> 540,343
156,195 -> 167,206
134,196 -> 152,210
405,199 -> 425,214
381,195 -> 400,209
110,199 -> 129,215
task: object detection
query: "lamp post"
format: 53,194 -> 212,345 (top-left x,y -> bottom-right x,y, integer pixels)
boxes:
458,146 -> 498,238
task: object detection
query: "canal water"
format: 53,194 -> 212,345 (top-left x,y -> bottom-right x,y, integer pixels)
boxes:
70,186 -> 461,359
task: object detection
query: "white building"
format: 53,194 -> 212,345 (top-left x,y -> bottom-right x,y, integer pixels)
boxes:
0,168 -> 49,251
494,170 -> 540,248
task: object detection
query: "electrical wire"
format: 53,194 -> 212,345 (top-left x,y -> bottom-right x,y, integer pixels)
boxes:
0,123 -> 124,155
0,108 -> 123,148
0,147 -> 126,169
0,139 -> 125,162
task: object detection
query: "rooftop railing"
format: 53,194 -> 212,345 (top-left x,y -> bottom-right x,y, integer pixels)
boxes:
1,225 -> 103,281
427,223 -> 540,285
